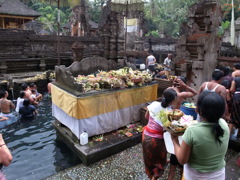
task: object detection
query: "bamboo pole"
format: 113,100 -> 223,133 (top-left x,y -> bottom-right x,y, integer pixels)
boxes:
57,0 -> 61,66
124,1 -> 128,58
2,17 -> 4,29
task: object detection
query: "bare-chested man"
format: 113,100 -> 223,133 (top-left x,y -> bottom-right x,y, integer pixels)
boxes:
21,83 -> 38,105
231,63 -> 240,78
169,77 -> 198,109
29,83 -> 42,101
0,90 -> 15,114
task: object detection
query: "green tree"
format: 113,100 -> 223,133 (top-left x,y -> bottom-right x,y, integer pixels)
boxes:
144,0 -> 200,38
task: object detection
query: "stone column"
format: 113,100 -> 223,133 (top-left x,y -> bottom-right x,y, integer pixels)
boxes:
39,59 -> 46,71
0,60 -> 7,74
71,41 -> 84,61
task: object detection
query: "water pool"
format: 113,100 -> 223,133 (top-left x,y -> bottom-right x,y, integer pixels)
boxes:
0,95 -> 81,180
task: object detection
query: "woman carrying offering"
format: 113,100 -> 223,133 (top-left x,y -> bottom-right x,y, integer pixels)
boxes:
171,91 -> 230,180
142,88 -> 177,180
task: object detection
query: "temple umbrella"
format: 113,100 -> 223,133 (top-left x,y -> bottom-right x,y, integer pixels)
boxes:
230,0 -> 235,46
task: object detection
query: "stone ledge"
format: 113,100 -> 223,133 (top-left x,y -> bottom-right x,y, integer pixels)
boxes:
52,120 -> 142,166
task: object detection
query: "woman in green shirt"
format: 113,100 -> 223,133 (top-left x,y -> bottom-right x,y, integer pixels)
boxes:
171,92 -> 230,180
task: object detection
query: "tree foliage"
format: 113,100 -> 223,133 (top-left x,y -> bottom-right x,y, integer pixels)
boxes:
20,0 -> 80,8
26,1 -> 71,33
19,0 -> 240,36
144,0 -> 198,38
144,0 -> 240,38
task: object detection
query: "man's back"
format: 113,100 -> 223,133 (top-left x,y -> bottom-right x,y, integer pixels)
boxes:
0,99 -> 14,114
199,82 -> 226,99
232,70 -> 240,78
146,55 -> 155,65
169,78 -> 198,109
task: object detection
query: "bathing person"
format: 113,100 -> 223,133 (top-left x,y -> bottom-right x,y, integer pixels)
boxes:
171,92 -> 229,180
29,83 -> 42,101
0,90 -> 15,115
0,90 -> 17,128
16,91 -> 26,113
31,89 -> 37,101
21,83 -> 38,105
19,99 -> 37,121
142,88 -> 177,180
170,76 -> 198,109
47,82 -> 52,95
0,134 -> 12,166
0,133 -> 12,180
0,117 -> 8,121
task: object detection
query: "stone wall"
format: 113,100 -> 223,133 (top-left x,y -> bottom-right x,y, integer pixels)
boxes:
0,29 -> 103,74
174,0 -> 223,101
149,37 -> 177,64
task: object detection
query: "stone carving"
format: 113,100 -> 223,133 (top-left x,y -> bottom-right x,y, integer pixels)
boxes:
175,0 -> 222,100
72,41 -> 84,61
55,56 -> 118,92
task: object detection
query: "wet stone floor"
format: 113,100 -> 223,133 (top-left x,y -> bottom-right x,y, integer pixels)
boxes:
45,143 -> 240,180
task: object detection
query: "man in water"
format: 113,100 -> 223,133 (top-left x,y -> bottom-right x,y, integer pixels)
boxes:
0,90 -> 15,115
0,133 -> 12,180
29,83 -> 42,101
0,117 -> 8,121
21,83 -> 38,105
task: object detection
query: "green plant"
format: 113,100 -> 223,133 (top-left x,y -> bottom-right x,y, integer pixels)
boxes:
217,21 -> 230,37
146,30 -> 159,37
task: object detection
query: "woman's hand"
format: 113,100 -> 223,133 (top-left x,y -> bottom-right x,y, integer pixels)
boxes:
171,133 -> 179,144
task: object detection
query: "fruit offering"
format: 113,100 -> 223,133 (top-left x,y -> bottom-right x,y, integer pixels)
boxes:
183,102 -> 196,108
74,67 -> 153,92
167,109 -> 184,121
156,109 -> 197,134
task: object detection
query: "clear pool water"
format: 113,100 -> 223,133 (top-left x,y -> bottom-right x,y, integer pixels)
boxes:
0,95 -> 81,180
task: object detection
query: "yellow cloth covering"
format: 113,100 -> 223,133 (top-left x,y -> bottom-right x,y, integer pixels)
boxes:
52,84 -> 158,119
124,18 -> 138,26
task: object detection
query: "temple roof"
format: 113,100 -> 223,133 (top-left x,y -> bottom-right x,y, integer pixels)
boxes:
89,20 -> 98,29
0,0 -> 40,18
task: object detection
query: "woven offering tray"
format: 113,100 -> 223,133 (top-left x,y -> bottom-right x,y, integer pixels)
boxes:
131,78 -> 142,83
164,126 -> 185,136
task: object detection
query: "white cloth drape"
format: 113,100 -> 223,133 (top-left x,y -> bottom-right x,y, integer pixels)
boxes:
52,102 -> 146,138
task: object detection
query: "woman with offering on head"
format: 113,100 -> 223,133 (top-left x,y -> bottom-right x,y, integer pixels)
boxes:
171,91 -> 230,180
142,88 -> 177,180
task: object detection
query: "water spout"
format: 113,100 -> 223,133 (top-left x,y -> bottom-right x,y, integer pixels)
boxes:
9,88 -> 16,104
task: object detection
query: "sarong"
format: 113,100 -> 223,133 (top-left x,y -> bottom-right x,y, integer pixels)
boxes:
184,163 -> 225,180
231,93 -> 240,128
142,134 -> 167,179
